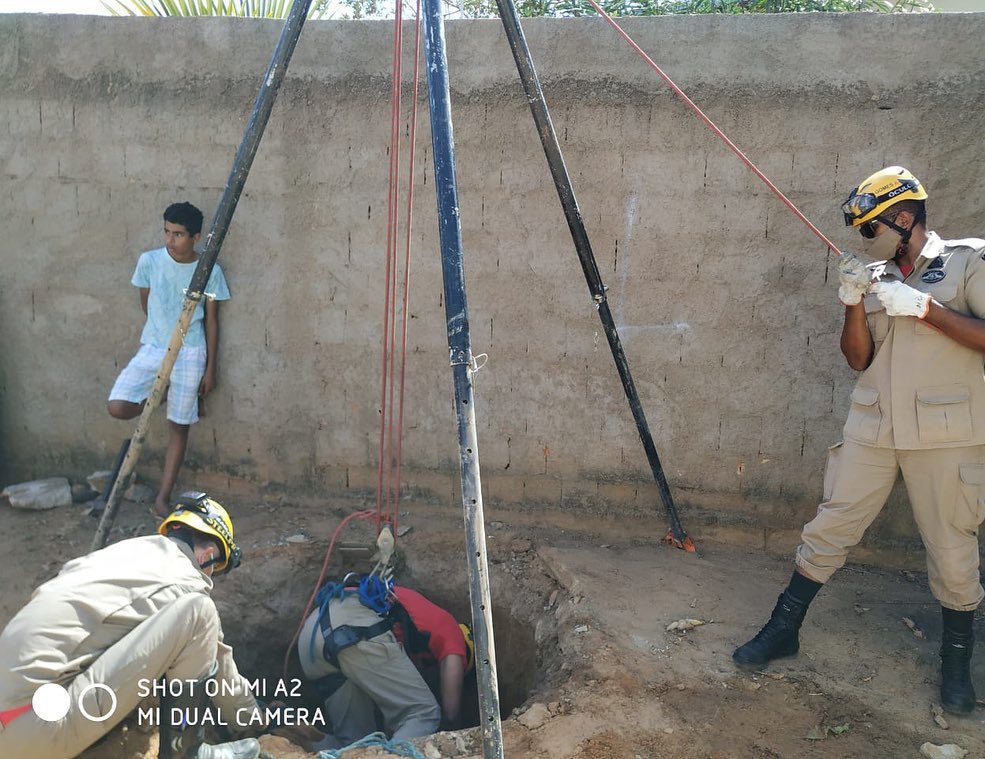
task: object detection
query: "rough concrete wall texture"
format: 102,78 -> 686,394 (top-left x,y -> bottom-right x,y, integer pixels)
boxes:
2,13 -> 985,556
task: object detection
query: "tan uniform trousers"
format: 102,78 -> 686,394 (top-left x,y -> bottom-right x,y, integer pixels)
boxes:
327,631 -> 441,745
796,439 -> 985,611
299,595 -> 440,746
0,593 -> 220,759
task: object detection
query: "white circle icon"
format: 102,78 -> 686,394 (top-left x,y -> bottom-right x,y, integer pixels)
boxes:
77,683 -> 117,723
32,683 -> 71,722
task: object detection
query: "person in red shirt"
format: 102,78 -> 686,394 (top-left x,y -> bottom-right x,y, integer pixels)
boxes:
389,586 -> 473,729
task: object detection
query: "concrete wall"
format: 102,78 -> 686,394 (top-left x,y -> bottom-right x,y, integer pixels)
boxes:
3,13 -> 985,554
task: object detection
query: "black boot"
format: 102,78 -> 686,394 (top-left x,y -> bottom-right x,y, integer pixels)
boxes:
940,607 -> 976,716
159,667 -> 209,759
159,662 -> 261,759
733,590 -> 810,669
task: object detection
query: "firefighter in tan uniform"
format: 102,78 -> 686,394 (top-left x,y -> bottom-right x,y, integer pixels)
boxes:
733,167 -> 984,716
0,493 -> 263,759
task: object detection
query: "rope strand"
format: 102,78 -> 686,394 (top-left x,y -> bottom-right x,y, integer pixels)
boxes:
392,5 -> 424,540
582,0 -> 842,256
284,0 -> 424,682
376,0 -> 407,533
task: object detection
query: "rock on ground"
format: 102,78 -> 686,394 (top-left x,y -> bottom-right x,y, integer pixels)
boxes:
1,478 -> 72,510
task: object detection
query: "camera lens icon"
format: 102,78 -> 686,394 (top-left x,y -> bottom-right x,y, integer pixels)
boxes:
33,682 -> 118,723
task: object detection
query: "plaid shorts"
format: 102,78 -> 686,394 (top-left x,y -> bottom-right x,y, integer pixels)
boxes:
109,344 -> 207,425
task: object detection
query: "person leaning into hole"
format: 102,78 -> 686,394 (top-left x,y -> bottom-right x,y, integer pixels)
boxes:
733,166 -> 984,716
0,493 -> 268,759
297,574 -> 475,751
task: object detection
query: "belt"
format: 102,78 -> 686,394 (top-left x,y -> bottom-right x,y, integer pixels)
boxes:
0,704 -> 32,727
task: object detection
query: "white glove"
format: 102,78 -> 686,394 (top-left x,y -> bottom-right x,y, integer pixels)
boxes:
837,251 -> 871,306
869,280 -> 931,318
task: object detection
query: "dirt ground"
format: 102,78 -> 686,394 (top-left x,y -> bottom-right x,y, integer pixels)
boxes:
1,494 -> 983,759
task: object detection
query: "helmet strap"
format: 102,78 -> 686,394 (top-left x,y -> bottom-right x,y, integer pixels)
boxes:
193,535 -> 225,573
875,215 -> 910,241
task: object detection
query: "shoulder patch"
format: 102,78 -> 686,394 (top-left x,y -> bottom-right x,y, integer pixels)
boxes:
921,269 -> 946,284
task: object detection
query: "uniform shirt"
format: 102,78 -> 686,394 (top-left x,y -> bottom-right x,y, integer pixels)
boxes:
0,536 -> 255,720
847,232 -> 985,449
133,248 -> 231,349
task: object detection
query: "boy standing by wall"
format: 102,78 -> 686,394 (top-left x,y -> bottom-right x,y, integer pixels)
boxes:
107,202 -> 231,518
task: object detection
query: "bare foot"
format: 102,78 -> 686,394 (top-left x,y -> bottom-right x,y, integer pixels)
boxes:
153,500 -> 170,519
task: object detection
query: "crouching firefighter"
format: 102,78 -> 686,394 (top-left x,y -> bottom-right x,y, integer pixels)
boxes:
297,575 -> 473,751
0,492 -> 261,759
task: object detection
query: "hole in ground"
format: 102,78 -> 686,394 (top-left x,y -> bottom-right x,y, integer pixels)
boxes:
218,526 -> 562,732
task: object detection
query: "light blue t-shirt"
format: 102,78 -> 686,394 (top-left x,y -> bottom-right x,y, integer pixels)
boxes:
132,247 -> 231,349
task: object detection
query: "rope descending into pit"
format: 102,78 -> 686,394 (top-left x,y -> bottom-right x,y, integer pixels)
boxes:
282,0 -> 423,683
376,0 -> 424,544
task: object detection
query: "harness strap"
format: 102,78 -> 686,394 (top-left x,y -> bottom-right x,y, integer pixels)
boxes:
360,618 -> 392,641
320,613 -> 392,667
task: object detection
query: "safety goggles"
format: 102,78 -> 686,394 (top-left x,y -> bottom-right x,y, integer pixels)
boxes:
842,192 -> 878,225
859,218 -> 884,240
855,211 -> 903,240
172,492 -> 242,572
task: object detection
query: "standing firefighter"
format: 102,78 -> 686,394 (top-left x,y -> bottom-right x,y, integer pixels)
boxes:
733,166 -> 985,715
0,493 -> 262,759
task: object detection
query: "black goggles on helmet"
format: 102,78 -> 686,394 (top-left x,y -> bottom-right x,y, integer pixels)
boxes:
841,178 -> 921,226
172,491 -> 242,573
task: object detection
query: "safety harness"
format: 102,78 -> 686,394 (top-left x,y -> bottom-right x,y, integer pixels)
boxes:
311,575 -> 393,667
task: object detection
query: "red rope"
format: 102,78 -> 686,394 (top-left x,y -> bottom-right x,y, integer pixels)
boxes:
376,0 -> 406,535
391,3 -> 424,539
284,1 -> 424,681
583,0 -> 842,257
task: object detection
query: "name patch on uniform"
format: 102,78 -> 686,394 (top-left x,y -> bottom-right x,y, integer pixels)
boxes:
921,269 -> 946,284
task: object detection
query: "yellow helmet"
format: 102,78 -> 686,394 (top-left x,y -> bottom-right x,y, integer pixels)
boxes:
459,623 -> 475,672
842,166 -> 927,229
159,492 -> 242,574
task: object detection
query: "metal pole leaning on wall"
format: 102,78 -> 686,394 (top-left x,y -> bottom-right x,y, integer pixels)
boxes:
494,0 -> 694,552
420,1 -> 505,756
91,0 -> 313,552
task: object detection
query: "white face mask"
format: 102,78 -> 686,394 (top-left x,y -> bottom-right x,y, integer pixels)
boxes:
864,227 -> 903,262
